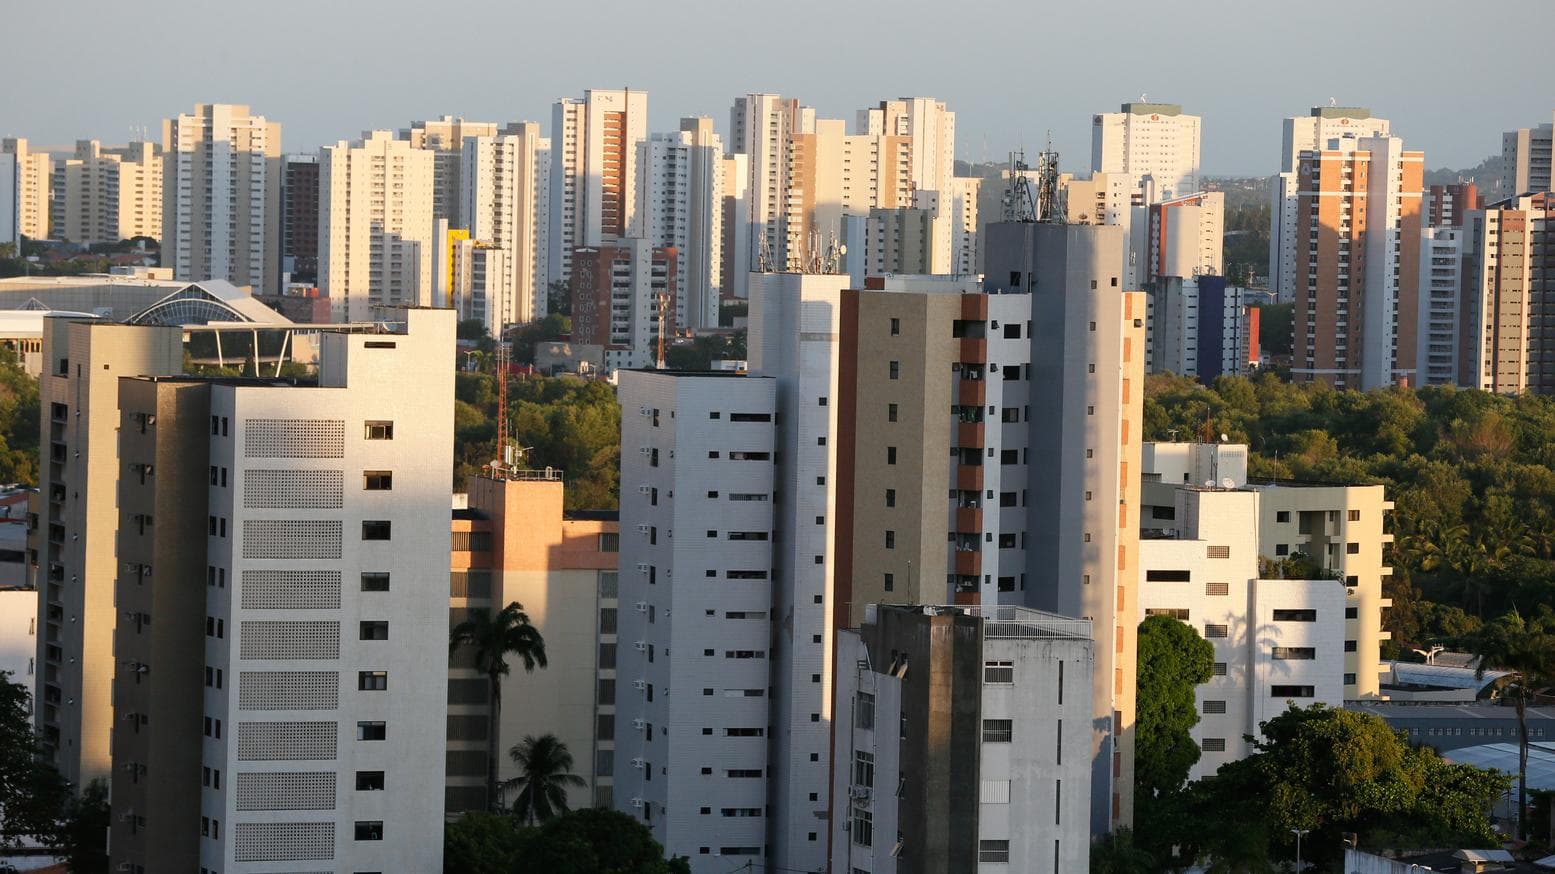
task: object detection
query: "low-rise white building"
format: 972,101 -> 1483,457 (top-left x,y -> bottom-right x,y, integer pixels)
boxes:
831,604 -> 1094,873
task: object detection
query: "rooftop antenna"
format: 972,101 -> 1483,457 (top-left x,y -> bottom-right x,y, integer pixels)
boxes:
756,231 -> 775,273
655,291 -> 669,369
1035,133 -> 1065,224
1002,150 -> 1038,222
1140,92 -> 1148,104
1329,96 -> 1338,108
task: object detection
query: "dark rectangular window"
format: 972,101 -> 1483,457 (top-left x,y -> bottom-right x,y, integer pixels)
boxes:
360,621 -> 388,641
364,421 -> 394,440
357,671 -> 388,691
729,413 -> 771,422
357,721 -> 386,741
354,821 -> 384,840
363,471 -> 393,490
1271,647 -> 1316,660
1272,609 -> 1316,622
1145,569 -> 1191,583
355,771 -> 385,791
362,521 -> 391,540
361,572 -> 390,591
1270,685 -> 1315,698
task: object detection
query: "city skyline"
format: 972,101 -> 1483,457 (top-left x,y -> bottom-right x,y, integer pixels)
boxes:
4,0 -> 1551,175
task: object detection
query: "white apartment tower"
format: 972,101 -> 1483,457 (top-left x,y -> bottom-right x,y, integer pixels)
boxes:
615,370 -> 779,873
51,140 -> 164,245
2,137 -> 52,242
549,89 -> 649,285
162,104 -> 282,293
1,148 -> 17,248
449,240 -> 507,336
1270,107 -> 1392,300
638,120 -> 725,330
747,272 -> 850,874
1092,102 -> 1201,203
1501,111 -> 1553,196
462,122 -> 552,324
858,98 -> 956,196
730,94 -> 814,273
400,116 -> 499,229
1416,225 -> 1466,387
319,130 -> 437,321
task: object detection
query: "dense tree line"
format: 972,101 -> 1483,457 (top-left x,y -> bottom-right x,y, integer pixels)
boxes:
0,347 -> 39,487
1147,373 -> 1555,652
445,808 -> 690,874
0,673 -> 109,872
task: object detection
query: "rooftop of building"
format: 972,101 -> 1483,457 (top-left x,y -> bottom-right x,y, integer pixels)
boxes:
621,368 -> 766,379
1311,106 -> 1374,119
1121,102 -> 1185,116
872,603 -> 1092,640
1347,701 -> 1555,720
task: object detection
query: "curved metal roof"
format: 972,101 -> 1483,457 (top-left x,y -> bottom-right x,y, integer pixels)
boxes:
125,281 -> 290,327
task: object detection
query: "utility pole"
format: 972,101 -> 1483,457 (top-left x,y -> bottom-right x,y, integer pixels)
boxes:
1291,828 -> 1309,873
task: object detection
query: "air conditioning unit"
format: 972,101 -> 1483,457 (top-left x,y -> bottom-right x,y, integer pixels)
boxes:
632,679 -> 648,691
631,718 -> 646,730
850,786 -> 871,801
629,797 -> 644,808
635,601 -> 649,613
638,485 -> 652,495
639,446 -> 652,456
630,757 -> 646,769
636,562 -> 650,572
640,407 -> 650,416
637,524 -> 651,533
633,641 -> 648,651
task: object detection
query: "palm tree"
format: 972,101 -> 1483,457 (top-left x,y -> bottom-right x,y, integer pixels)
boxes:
1471,609 -> 1554,840
450,602 -> 548,810
505,733 -> 587,825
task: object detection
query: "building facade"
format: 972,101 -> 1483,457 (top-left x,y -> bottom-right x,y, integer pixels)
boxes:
282,155 -> 320,286
461,122 -> 551,325
615,370 -> 778,873
831,605 -> 1094,874
1091,102 -> 1201,204
2,137 -> 52,242
569,240 -> 677,371
549,89 -> 649,286
51,140 -> 163,245
400,116 -> 499,230
638,122 -> 724,330
161,104 -> 282,294
1501,112 -> 1554,196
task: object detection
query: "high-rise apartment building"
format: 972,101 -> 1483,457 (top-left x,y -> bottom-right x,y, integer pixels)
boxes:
449,240 -> 507,335
33,319 -> 184,789
1424,182 -> 1481,229
1149,275 -> 1255,380
1,153 -> 16,248
615,369 -> 779,873
447,473 -> 619,814
833,276 -> 1030,620
282,155 -> 320,285
858,98 -> 956,196
2,138 -> 52,243
638,120 -> 724,330
319,130 -> 436,321
983,221 -> 1144,834
161,104 -> 282,293
569,239 -> 676,371
1288,136 -> 1424,389
1416,225 -> 1466,387
1501,112 -> 1553,196
785,121 -> 914,271
107,308 -> 455,873
831,604 -> 1094,873
730,94 -> 814,275
747,271 -> 850,874
1144,191 -> 1223,285
1457,194 -> 1555,393
1270,107 -> 1391,300
1092,102 -> 1201,203
549,89 -> 648,285
720,152 -> 751,303
401,116 -> 499,230
50,140 -> 163,245
462,122 -> 552,324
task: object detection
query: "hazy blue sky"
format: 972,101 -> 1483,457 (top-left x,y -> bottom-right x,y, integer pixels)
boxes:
4,0 -> 1550,175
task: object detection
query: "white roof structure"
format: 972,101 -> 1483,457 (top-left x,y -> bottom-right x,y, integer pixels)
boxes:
1385,660 -> 1510,692
123,279 -> 289,326
1444,742 -> 1555,791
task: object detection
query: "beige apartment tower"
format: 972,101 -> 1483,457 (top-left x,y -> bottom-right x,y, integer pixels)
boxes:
3,138 -> 52,241
401,116 -> 499,229
52,140 -> 164,245
33,319 -> 184,789
161,104 -> 283,293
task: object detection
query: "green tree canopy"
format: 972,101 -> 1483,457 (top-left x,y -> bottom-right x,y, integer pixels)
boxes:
1133,615 -> 1214,866
443,808 -> 690,874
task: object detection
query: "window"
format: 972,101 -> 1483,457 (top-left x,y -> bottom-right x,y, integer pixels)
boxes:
1206,545 -> 1230,559
884,531 -> 895,549
360,621 -> 388,641
982,719 -> 1013,742
885,489 -> 895,508
1145,608 -> 1189,620
1344,640 -> 1357,652
364,421 -> 394,440
1344,673 -> 1357,685
361,572 -> 390,591
599,532 -> 619,552
979,840 -> 1011,863
1345,607 -> 1358,619
363,470 -> 393,490
362,521 -> 391,540
1273,609 -> 1316,622
1003,323 -> 1020,339
883,573 -> 894,592
1146,570 -> 1191,582
1212,662 -> 1227,676
984,661 -> 1014,683
1202,700 -> 1227,714
1204,624 -> 1228,638
358,671 -> 388,691
1347,509 -> 1361,521
354,821 -> 384,841
890,318 -> 900,335
1201,738 -> 1227,752
856,692 -> 875,729
1346,542 -> 1360,554
852,806 -> 872,847
357,721 -> 387,741
1270,685 -> 1315,698
1275,544 -> 1290,556
1271,647 -> 1316,660
888,361 -> 900,380
854,751 -> 874,788
887,403 -> 898,422
356,771 -> 385,791
886,446 -> 896,464
1275,510 -> 1290,523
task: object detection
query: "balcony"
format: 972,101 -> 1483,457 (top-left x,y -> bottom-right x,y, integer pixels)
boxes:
956,465 -> 984,491
960,295 -> 988,321
955,507 -> 982,534
953,550 -> 981,576
956,421 -> 985,449
957,379 -> 986,406
953,589 -> 981,606
959,338 -> 987,363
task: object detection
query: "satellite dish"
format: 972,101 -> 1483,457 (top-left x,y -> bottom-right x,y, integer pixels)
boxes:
1220,433 -> 1229,442
1203,480 -> 1215,488
837,244 -> 847,256
1221,477 -> 1235,489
